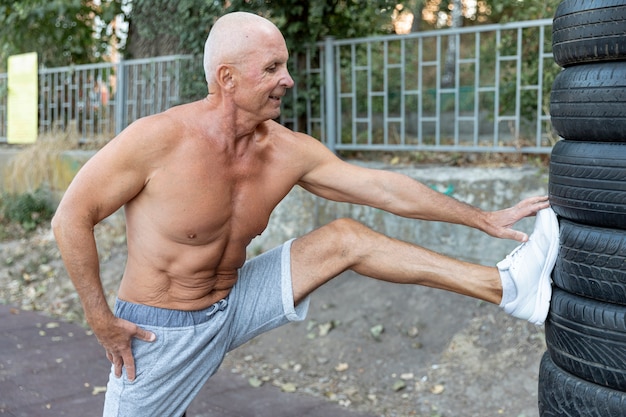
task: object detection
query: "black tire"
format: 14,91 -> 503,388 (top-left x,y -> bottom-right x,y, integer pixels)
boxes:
538,352 -> 626,417
552,0 -> 626,67
550,62 -> 626,142
554,219 -> 626,305
545,288 -> 626,391
549,140 -> 626,230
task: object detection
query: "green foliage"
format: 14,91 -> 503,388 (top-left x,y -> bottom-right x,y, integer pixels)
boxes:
0,0 -> 123,70
178,57 -> 207,102
122,0 -> 221,101
123,0 -> 400,101
124,0 -> 222,57
483,0 -> 561,23
225,0 -> 398,56
1,188 -> 55,232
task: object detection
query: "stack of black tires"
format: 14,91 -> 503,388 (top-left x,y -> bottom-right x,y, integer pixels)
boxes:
538,1 -> 626,415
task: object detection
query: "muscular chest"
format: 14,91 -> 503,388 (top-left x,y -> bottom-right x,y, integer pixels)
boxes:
141,156 -> 292,244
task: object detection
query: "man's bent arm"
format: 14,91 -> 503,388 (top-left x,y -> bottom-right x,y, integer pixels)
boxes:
51,119 -> 162,380
52,122 -> 146,330
51,210 -> 113,331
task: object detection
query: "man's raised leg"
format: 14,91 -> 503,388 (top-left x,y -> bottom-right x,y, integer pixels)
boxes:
290,208 -> 559,325
290,218 -> 502,304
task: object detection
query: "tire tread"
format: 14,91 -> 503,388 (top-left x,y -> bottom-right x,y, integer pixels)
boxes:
539,352 -> 626,417
553,0 -> 626,66
545,289 -> 626,392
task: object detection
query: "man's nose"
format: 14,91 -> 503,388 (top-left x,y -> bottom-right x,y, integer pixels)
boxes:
282,70 -> 295,88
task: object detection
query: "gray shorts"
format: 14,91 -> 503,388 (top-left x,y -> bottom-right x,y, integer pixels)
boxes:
103,239 -> 310,417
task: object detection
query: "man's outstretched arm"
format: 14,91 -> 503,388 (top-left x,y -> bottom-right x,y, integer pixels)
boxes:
296,135 -> 548,241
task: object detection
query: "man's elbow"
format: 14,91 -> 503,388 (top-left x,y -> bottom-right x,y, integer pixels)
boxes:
51,204 -> 98,237
50,210 -> 65,238
50,206 -> 75,237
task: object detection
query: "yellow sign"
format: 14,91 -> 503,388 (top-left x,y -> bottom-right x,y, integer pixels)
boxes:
7,52 -> 38,144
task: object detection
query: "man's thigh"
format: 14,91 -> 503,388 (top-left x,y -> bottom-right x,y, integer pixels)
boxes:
226,239 -> 309,351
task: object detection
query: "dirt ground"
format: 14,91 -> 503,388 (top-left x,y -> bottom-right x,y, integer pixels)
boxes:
0,218 -> 546,417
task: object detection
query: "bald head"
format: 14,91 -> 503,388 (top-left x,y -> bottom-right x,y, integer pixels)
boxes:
203,12 -> 284,89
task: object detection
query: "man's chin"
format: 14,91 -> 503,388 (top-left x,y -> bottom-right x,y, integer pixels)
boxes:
269,109 -> 282,120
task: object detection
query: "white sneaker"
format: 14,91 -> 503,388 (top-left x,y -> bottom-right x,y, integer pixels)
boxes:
497,207 -> 559,325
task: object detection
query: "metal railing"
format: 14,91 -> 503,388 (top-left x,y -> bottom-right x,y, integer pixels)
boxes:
0,19 -> 558,153
306,18 -> 558,153
0,55 -> 192,143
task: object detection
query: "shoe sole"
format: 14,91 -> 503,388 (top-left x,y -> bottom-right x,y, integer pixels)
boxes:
529,209 -> 559,325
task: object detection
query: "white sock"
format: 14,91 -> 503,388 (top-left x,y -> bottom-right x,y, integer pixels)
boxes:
498,267 -> 517,308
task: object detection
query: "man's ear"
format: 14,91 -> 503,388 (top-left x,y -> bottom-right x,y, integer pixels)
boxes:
215,64 -> 235,91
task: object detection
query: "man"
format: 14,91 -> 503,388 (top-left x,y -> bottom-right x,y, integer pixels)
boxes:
51,11 -> 559,417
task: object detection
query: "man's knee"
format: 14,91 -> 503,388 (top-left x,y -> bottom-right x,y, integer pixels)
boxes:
323,218 -> 366,237
316,218 -> 372,251
295,218 -> 373,261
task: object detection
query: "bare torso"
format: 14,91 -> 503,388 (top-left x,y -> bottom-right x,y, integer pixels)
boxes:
117,103 -> 304,310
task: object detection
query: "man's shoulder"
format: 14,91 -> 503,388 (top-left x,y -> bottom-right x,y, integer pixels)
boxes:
107,111 -> 187,160
261,122 -> 337,175
130,109 -> 182,131
264,120 -> 319,146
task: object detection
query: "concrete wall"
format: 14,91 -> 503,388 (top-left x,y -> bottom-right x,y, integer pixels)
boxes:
0,149 -> 548,265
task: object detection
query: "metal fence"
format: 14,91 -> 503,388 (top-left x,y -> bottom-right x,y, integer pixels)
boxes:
0,55 -> 191,143
0,18 -> 558,153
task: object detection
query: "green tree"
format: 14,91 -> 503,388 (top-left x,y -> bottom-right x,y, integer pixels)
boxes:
481,0 -> 560,23
415,0 -> 560,27
122,0 -> 224,101
123,0 -> 400,102
125,0 -> 399,60
0,0 -> 123,70
233,0 -> 399,56
124,0 -> 223,59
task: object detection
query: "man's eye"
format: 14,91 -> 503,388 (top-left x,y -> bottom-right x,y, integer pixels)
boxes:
267,66 -> 277,72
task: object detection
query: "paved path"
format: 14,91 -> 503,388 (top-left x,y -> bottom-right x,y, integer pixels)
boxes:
0,305 -> 375,417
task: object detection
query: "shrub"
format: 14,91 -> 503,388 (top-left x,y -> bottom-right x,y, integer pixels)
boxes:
1,188 -> 55,232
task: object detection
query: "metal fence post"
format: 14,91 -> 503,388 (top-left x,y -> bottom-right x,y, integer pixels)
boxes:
114,59 -> 127,136
324,36 -> 336,154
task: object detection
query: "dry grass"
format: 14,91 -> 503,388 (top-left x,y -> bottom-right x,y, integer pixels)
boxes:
1,128 -> 103,194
